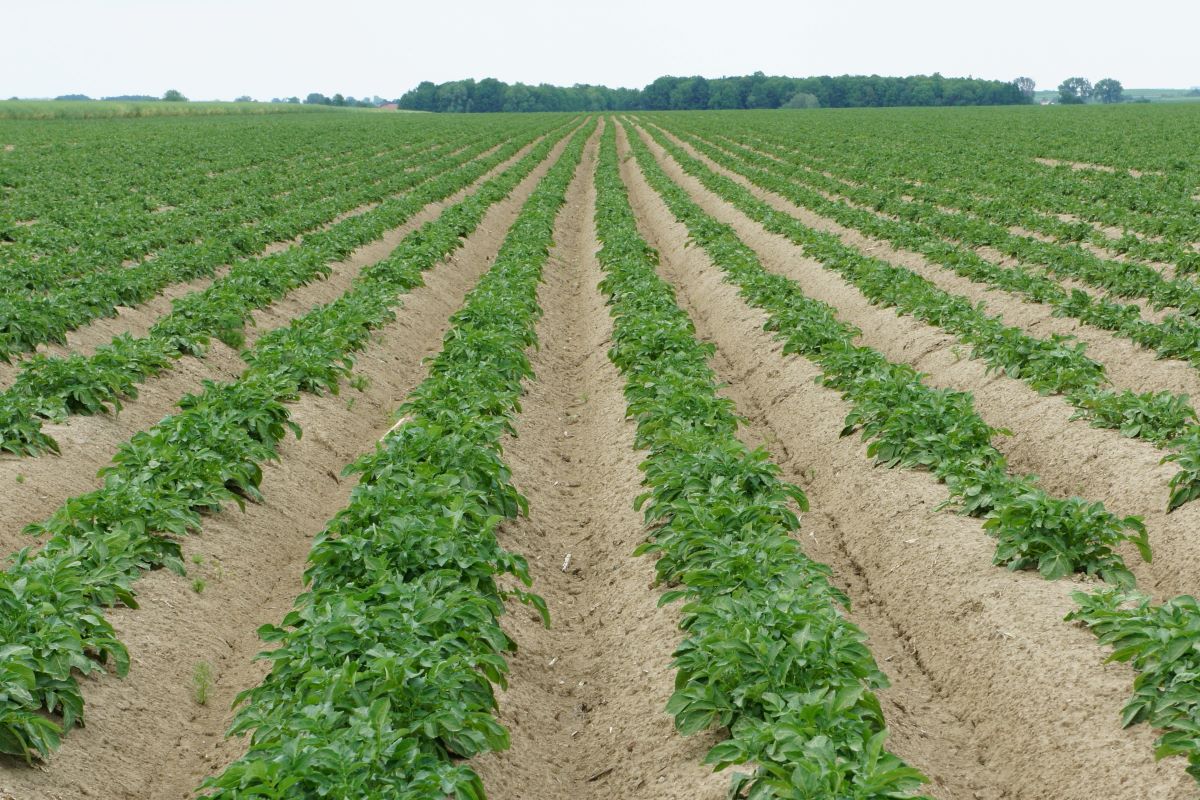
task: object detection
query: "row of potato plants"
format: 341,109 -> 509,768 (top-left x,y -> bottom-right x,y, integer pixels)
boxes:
697,125 -> 1200,309
595,123 -> 928,798
0,113 -> 465,285
196,120 -> 595,799
640,122 -> 1200,512
0,137 -> 440,292
630,120 -> 1200,788
719,126 -> 1200,274
0,119 -> 580,762
706,112 -> 1200,791
0,116 -> 293,266
0,134 -> 445,334
0,127 -> 550,457
622,118 -> 1148,586
685,110 -> 1200,264
856,155 -> 1199,274
0,131 -> 490,360
682,126 -> 1200,365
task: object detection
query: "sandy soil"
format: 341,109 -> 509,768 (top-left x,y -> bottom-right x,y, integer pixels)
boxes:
1034,157 -> 1164,179
0,132 -> 574,800
617,121 -> 1194,800
473,123 -> 729,800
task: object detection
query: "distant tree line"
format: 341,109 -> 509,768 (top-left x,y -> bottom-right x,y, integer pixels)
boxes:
54,91 -> 189,102
297,93 -> 377,108
397,72 -> 1031,113
1057,77 -> 1125,104
50,91 -> 384,107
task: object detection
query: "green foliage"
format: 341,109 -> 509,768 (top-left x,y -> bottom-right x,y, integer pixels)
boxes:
398,73 -> 1029,112
626,119 -> 1148,584
1058,77 -> 1092,104
594,122 -> 929,799
1094,78 -> 1125,104
649,116 -> 1200,510
628,110 -> 1200,786
192,661 -> 213,705
0,119 -> 555,455
198,120 -> 595,798
0,117 -> 584,762
1068,591 -> 1200,780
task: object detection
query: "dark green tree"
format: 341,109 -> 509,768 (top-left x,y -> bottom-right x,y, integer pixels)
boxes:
1014,77 -> 1036,100
398,81 -> 438,111
1094,78 -> 1124,104
472,78 -> 505,112
707,80 -> 742,109
397,73 -> 1033,112
642,76 -> 679,110
1058,77 -> 1092,104
501,83 -> 535,112
163,89 -> 187,102
670,76 -> 710,110
435,80 -> 474,112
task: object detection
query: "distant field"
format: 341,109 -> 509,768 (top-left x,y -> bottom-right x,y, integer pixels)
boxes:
0,99 -> 356,119
1125,87 -> 1200,103
1033,87 -> 1200,103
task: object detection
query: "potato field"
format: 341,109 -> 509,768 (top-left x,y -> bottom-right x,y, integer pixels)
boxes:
2,105 -> 1200,799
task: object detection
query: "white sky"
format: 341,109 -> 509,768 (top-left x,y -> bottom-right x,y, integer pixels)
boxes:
3,0 -> 1197,100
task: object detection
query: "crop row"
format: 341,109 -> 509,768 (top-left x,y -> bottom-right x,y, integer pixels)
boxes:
699,124 -> 1200,302
0,113 -> 470,281
626,117 -> 1200,788
0,118 -> 579,762
710,123 -> 1200,321
0,126 -> 550,457
686,110 -> 1200,255
844,153 -> 1199,273
679,126 -> 1200,367
639,122 -> 1200,511
595,122 -> 928,798
0,131 -> 497,361
197,120 -> 595,799
0,135 -> 447,292
621,118 -> 1148,584
724,126 -> 1200,273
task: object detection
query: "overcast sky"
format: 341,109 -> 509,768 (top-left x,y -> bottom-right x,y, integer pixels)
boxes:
4,0 -> 1196,100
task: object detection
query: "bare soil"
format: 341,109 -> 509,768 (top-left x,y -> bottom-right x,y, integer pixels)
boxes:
1034,157 -> 1163,179
474,123 -> 728,800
